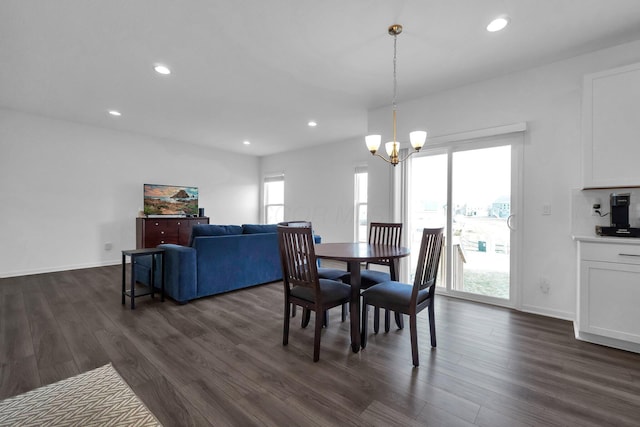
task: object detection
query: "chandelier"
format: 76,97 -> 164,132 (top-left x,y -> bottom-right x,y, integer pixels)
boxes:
365,24 -> 427,166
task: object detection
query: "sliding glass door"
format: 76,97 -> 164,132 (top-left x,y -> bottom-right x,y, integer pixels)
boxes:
451,145 -> 511,299
407,135 -> 521,306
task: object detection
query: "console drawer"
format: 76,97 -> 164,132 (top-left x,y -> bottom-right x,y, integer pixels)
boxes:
580,241 -> 640,264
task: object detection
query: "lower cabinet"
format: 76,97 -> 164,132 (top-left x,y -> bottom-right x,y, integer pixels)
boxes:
576,238 -> 640,352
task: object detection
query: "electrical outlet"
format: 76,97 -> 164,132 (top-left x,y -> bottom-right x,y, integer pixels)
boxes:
592,203 -> 601,216
104,242 -> 113,251
539,277 -> 550,294
542,204 -> 551,215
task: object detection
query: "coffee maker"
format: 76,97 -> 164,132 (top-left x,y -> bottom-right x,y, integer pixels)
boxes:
611,193 -> 631,228
597,193 -> 640,237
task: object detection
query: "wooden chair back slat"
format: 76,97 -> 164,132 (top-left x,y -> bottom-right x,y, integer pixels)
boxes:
412,228 -> 445,299
368,222 -> 403,267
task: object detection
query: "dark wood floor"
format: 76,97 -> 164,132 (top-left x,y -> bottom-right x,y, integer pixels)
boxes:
2,266 -> 640,426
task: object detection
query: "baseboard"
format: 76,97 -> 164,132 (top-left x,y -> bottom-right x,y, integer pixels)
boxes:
520,304 -> 575,321
0,259 -> 121,278
574,326 -> 640,354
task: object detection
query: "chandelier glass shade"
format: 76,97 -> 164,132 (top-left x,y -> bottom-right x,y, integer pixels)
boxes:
366,24 -> 427,166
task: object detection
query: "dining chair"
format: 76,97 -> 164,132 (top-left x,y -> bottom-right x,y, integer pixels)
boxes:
360,227 -> 444,367
278,221 -> 338,325
340,222 -> 403,332
277,223 -> 351,362
280,220 -> 350,324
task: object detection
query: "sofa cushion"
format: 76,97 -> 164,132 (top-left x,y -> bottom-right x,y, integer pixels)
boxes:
242,224 -> 278,234
190,224 -> 243,246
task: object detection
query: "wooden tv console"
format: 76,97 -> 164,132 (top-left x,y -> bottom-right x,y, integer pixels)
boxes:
136,217 -> 209,248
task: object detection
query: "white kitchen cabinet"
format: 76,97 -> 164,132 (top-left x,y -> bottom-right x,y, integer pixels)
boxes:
582,62 -> 640,189
575,237 -> 640,353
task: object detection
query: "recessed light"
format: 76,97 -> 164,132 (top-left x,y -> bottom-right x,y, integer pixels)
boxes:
487,16 -> 509,32
243,140 -> 251,145
108,110 -> 122,117
154,64 -> 171,75
308,121 -> 317,127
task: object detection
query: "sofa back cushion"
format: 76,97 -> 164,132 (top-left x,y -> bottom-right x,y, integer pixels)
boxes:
242,224 -> 278,234
190,224 -> 243,246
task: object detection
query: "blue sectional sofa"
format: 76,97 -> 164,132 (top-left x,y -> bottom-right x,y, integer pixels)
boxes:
138,223 -> 284,303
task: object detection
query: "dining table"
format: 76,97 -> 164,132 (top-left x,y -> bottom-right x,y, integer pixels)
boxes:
314,242 -> 410,352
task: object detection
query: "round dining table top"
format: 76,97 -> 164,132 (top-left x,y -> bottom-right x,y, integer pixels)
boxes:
314,242 -> 410,262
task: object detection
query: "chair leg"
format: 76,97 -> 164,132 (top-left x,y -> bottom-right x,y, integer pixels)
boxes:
410,313 -> 419,367
384,309 -> 391,333
361,303 -> 369,349
395,311 -> 404,329
341,303 -> 347,322
283,300 -> 291,346
313,309 -> 324,362
324,310 -> 328,327
301,308 -> 311,328
428,302 -> 437,347
291,304 -> 297,318
373,306 -> 380,334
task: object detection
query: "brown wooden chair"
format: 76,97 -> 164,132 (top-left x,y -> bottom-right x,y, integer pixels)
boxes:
280,221 -> 350,325
361,227 -> 444,367
278,223 -> 351,362
340,222 -> 403,332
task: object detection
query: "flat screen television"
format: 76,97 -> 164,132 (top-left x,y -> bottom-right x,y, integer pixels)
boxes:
143,184 -> 198,216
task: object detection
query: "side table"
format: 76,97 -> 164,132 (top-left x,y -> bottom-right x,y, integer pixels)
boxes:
121,248 -> 165,309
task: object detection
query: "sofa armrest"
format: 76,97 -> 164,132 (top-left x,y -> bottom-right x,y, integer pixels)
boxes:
158,244 -> 197,303
313,234 -> 322,265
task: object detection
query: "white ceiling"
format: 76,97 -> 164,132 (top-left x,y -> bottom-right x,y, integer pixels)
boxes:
3,0 -> 640,156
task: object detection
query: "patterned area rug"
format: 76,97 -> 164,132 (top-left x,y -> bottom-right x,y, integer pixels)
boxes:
0,363 -> 161,426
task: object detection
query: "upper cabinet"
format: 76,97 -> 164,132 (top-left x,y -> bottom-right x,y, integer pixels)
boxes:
582,62 -> 640,189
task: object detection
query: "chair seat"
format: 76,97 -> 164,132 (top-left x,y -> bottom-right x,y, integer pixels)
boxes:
340,269 -> 391,288
291,279 -> 351,306
317,267 -> 349,281
360,270 -> 391,288
361,281 -> 429,308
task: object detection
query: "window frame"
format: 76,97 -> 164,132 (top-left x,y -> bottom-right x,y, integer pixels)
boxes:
354,166 -> 368,242
263,173 -> 284,224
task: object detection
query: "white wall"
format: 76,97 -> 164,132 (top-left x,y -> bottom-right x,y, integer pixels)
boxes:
0,109 -> 260,277
262,38 -> 640,320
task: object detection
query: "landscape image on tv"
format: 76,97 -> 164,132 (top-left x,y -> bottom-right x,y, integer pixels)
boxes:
143,184 -> 198,216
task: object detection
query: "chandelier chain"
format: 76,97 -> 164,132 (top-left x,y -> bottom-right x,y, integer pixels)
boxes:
393,33 -> 398,113
392,33 -> 398,144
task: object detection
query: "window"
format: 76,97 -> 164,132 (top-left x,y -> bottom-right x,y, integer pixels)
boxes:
354,166 -> 368,242
264,174 -> 284,224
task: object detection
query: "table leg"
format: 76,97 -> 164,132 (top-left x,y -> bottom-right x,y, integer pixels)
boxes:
150,254 -> 156,299
160,252 -> 165,302
348,260 -> 361,353
130,256 -> 136,310
121,253 -> 126,305
390,258 -> 404,329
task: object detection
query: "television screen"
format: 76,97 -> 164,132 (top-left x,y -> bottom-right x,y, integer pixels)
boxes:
143,184 -> 198,216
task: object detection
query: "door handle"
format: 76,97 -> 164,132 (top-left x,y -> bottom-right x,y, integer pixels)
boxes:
619,253 -> 640,257
507,214 -> 516,231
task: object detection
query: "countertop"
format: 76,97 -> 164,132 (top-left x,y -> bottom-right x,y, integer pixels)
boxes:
572,235 -> 640,244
